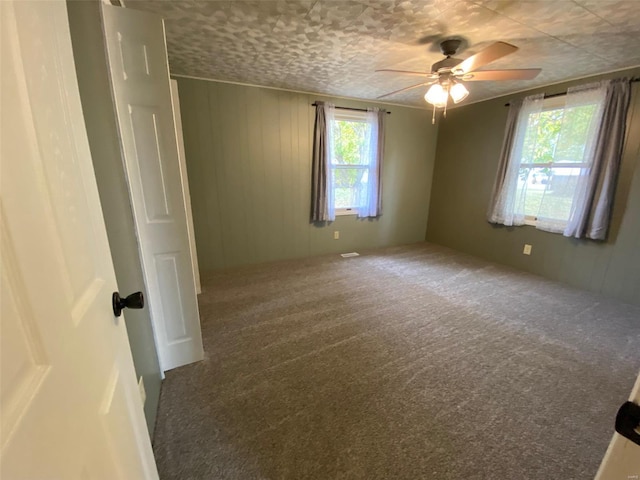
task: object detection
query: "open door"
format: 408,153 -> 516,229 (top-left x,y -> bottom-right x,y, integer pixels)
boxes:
0,1 -> 158,477
100,4 -> 204,372
595,371 -> 640,479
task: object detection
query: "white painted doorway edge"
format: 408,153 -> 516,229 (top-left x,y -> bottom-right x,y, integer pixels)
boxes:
170,79 -> 201,295
595,370 -> 640,478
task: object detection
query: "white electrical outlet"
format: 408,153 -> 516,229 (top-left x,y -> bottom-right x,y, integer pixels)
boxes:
334,231 -> 340,240
523,244 -> 532,255
138,376 -> 146,406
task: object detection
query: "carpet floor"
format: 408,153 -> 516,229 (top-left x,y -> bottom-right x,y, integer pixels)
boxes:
152,242 -> 640,479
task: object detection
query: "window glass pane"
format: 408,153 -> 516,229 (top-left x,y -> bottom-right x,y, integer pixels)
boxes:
537,166 -> 581,222
522,108 -> 564,164
333,167 -> 368,208
517,166 -> 577,222
522,103 -> 598,167
555,103 -> 598,163
331,120 -> 369,165
516,167 -> 541,217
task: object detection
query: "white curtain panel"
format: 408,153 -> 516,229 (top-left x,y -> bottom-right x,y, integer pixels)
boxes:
488,93 -> 544,226
325,103 -> 337,221
357,108 -> 381,218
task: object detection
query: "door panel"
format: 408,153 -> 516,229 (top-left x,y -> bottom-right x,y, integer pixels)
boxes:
0,224 -> 50,450
118,33 -> 153,80
129,106 -> 172,221
155,253 -> 189,341
0,1 -> 157,477
98,367 -> 154,480
102,4 -> 204,372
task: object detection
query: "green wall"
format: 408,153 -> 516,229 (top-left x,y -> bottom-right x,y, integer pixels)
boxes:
67,0 -> 162,435
176,78 -> 438,271
427,67 -> 640,306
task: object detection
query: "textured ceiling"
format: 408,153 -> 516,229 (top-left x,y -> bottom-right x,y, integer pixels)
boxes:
125,0 -> 640,107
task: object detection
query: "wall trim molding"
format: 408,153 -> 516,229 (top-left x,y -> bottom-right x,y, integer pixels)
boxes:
172,65 -> 640,113
170,74 -> 427,111
459,64 -> 640,108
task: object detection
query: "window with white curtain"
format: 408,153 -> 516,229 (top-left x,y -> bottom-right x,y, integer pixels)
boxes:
514,94 -> 604,231
487,78 -> 633,239
327,109 -> 380,216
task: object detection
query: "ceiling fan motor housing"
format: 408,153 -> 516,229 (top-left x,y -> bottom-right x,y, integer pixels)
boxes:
440,38 -> 462,56
432,38 -> 464,73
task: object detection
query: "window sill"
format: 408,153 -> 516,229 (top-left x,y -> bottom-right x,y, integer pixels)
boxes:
523,217 -> 568,235
336,208 -> 357,216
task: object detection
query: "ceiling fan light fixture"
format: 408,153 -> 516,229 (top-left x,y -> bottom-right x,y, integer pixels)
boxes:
425,83 -> 447,107
377,40 -> 541,110
450,82 -> 469,103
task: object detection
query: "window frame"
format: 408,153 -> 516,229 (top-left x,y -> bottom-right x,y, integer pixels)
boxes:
518,95 -> 594,227
329,109 -> 374,216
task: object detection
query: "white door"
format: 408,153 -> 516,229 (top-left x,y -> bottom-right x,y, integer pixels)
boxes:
101,5 -> 204,372
0,1 -> 158,478
595,371 -> 640,479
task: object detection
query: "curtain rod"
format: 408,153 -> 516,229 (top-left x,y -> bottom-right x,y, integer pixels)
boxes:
503,76 -> 640,107
311,102 -> 391,114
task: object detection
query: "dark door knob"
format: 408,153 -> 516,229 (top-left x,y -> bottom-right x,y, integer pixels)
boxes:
615,401 -> 640,446
112,291 -> 144,317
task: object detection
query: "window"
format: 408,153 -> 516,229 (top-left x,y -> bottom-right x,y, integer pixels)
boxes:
487,78 -> 631,240
328,110 -> 377,215
488,78 -> 631,240
515,95 -> 602,230
311,102 -> 385,222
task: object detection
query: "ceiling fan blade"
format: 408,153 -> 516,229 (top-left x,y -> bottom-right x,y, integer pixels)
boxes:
376,69 -> 438,78
377,81 -> 434,99
460,69 -> 542,81
452,41 -> 518,75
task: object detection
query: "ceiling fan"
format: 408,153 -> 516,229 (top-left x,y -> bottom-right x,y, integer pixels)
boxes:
376,39 -> 541,118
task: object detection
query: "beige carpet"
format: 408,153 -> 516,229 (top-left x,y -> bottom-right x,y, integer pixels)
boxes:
152,242 -> 640,479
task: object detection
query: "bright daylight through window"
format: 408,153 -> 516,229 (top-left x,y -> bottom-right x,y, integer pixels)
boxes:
516,96 -> 600,228
329,110 -> 377,215
330,112 -> 371,214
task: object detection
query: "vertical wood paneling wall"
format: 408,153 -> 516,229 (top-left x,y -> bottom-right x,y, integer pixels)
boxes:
177,77 -> 438,271
427,68 -> 640,306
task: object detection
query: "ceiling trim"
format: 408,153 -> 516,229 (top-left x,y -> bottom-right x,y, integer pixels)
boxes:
171,63 -> 640,114
170,74 -> 428,111
456,64 -> 640,109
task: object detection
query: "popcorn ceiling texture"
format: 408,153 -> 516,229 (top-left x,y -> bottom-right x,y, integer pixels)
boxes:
127,0 -> 640,106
